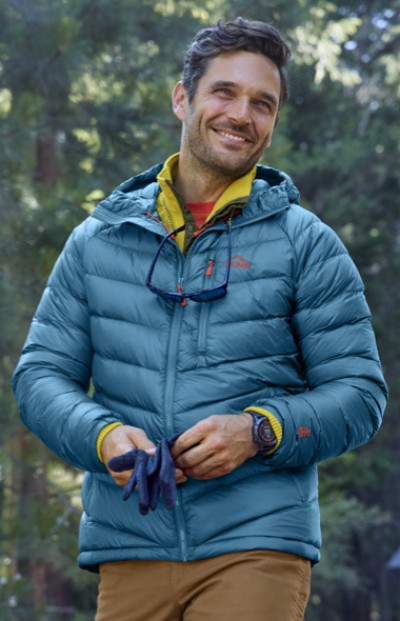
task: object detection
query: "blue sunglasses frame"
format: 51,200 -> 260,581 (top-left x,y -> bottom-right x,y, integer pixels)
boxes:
146,221 -> 232,303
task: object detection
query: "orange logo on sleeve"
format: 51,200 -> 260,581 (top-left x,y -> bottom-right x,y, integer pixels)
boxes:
298,426 -> 311,438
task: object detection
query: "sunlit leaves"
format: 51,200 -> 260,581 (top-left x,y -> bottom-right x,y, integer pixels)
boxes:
0,88 -> 12,117
294,12 -> 363,85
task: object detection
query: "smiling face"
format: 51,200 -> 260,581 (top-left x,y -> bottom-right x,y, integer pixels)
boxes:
173,50 -> 282,181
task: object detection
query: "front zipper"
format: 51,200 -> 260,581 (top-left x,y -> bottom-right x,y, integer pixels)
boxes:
174,490 -> 188,561
163,234 -> 219,561
162,243 -> 189,561
164,305 -> 189,560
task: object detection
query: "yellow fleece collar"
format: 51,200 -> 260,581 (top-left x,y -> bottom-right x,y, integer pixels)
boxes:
157,154 -> 185,250
208,166 -> 256,221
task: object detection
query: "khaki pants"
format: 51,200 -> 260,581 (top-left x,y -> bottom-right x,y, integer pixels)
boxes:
96,550 -> 311,621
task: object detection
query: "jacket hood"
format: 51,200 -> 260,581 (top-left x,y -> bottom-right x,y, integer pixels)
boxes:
91,162 -> 301,228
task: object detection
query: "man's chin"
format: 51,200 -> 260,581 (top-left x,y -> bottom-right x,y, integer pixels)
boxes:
209,156 -> 257,179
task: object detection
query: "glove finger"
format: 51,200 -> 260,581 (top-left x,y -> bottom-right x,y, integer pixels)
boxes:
159,439 -> 177,510
123,470 -> 138,501
162,470 -> 177,509
149,477 -> 161,511
146,444 -> 162,477
159,439 -> 175,481
136,452 -> 150,515
147,445 -> 162,511
108,449 -> 138,472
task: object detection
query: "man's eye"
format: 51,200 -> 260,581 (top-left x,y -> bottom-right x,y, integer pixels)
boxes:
256,100 -> 271,110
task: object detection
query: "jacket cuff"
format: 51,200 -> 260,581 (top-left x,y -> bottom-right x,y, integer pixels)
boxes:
243,406 -> 283,455
96,422 -> 123,463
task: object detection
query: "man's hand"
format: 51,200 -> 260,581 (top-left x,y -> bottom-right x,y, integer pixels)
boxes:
102,425 -> 187,486
170,414 -> 258,480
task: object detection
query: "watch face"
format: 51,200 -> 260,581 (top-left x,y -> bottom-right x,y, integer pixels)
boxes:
258,419 -> 277,446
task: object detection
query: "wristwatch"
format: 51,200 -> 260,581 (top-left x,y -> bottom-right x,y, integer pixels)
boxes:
247,411 -> 278,453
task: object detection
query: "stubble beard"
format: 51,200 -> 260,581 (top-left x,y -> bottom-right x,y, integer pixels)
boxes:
184,114 -> 265,182
186,132 -> 260,183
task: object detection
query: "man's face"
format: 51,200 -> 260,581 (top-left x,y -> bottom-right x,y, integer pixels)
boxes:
173,50 -> 281,179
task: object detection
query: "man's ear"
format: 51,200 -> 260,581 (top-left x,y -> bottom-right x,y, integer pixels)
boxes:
172,81 -> 188,121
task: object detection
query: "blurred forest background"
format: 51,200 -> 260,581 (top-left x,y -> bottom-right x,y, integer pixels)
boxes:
0,0 -> 399,619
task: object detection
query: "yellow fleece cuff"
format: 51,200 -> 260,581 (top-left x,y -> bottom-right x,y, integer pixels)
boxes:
244,406 -> 283,455
96,422 -> 123,463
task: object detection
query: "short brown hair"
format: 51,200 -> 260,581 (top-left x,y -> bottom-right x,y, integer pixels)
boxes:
182,17 -> 291,108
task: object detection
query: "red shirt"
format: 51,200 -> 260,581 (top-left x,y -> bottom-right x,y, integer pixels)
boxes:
186,201 -> 216,228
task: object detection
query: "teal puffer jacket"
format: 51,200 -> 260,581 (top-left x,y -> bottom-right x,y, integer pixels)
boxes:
13,163 -> 387,570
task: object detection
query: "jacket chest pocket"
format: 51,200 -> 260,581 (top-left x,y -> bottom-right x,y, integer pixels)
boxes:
197,258 -> 216,357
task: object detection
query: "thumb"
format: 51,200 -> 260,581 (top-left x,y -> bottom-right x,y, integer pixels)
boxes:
124,426 -> 156,453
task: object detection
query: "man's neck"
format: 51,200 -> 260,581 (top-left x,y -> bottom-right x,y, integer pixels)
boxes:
173,156 -> 235,203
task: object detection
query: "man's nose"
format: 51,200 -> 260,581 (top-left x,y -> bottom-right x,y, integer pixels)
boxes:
226,97 -> 251,124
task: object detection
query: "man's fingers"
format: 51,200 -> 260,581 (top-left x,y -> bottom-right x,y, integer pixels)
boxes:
125,427 -> 156,452
171,425 -> 206,458
174,443 -> 209,470
175,468 -> 187,484
112,470 -> 134,487
102,425 -> 156,471
183,458 -> 231,480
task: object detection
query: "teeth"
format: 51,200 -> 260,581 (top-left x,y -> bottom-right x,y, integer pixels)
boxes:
219,131 -> 245,142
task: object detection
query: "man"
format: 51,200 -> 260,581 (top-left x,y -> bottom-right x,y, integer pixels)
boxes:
13,17 -> 387,621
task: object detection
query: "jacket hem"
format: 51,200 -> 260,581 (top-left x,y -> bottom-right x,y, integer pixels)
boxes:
78,536 -> 320,573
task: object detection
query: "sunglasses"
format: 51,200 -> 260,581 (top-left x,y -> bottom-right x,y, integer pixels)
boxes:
146,221 -> 232,304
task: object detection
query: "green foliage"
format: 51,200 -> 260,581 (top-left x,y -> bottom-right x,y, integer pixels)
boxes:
1,0 -> 399,619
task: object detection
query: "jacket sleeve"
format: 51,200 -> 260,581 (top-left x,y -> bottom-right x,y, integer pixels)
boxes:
250,218 -> 388,469
12,224 -> 119,473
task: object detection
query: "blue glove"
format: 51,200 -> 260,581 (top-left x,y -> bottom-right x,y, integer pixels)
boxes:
158,438 -> 177,510
107,436 -> 178,515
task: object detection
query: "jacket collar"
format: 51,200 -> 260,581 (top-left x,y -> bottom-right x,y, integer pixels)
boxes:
91,161 -> 300,233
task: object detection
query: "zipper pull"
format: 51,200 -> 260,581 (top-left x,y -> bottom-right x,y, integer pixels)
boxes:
177,278 -> 187,307
205,260 -> 214,277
